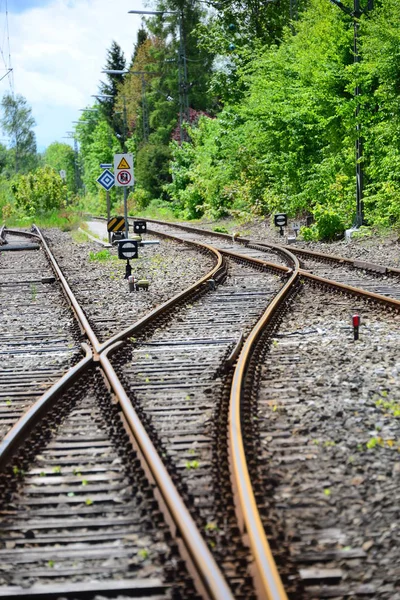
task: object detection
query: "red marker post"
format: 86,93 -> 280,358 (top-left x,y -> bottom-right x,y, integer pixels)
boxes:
352,314 -> 360,340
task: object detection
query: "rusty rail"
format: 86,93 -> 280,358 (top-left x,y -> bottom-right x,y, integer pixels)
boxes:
100,345 -> 234,600
98,237 -> 226,352
229,273 -> 298,600
134,217 -> 400,279
0,345 -> 93,470
1,224 -> 234,599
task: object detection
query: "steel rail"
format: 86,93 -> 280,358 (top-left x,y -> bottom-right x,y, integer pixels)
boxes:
229,270 -> 298,600
134,217 -> 400,279
29,226 -> 102,354
299,269 -> 400,308
0,344 -> 93,470
91,215 -> 400,600
139,219 -> 400,308
1,225 -> 234,598
3,228 -> 41,239
133,216 -> 299,268
100,345 -> 235,600
98,238 -> 225,353
280,243 -> 400,276
227,252 -> 400,600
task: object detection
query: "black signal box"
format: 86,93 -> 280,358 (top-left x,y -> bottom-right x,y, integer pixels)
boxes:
274,213 -> 287,228
133,220 -> 147,234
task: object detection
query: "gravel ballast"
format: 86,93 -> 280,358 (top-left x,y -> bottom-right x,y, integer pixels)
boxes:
255,283 -> 400,599
44,229 -> 215,342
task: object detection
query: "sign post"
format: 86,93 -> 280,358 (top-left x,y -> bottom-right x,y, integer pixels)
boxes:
97,167 -> 115,241
114,153 -> 134,239
274,213 -> 288,237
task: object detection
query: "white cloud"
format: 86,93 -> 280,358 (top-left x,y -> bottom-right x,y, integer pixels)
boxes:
0,0 -> 149,149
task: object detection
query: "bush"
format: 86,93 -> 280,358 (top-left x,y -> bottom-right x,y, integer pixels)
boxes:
300,209 -> 345,241
136,144 -> 172,199
11,166 -> 66,215
315,210 -> 345,241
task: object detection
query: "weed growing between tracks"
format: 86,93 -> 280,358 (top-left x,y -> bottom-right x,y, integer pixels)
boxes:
88,249 -> 116,262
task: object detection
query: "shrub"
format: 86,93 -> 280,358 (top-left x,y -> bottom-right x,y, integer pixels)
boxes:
136,144 -> 172,199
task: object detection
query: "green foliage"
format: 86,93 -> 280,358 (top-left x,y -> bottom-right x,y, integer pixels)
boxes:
88,249 -> 114,262
165,0 -> 361,230
136,143 -> 172,199
98,40 -> 126,143
376,398 -> 400,418
129,188 -> 152,211
11,165 -> 66,216
43,142 -> 76,194
1,92 -> 37,174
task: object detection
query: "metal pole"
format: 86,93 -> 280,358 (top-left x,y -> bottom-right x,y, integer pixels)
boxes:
123,187 -> 129,239
106,190 -> 111,242
354,0 -> 364,226
73,138 -> 80,193
141,75 -> 149,141
328,0 -> 371,228
178,11 -> 189,143
123,98 -> 127,152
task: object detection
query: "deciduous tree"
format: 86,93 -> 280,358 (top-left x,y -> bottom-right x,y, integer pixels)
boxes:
0,92 -> 37,174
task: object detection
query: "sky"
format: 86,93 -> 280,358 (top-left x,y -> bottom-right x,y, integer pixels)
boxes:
0,0 -> 147,151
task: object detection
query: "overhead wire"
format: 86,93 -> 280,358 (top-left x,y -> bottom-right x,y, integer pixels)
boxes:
0,0 -> 13,94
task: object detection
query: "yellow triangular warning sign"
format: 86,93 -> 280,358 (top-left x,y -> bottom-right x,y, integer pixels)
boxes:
117,157 -> 130,170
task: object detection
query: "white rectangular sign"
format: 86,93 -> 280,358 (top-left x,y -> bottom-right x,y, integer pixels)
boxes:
114,153 -> 134,187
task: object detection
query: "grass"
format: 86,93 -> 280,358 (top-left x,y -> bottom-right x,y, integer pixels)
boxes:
376,398 -> 400,418
5,210 -> 82,232
127,199 -> 179,222
88,249 -> 116,262
71,229 -> 89,243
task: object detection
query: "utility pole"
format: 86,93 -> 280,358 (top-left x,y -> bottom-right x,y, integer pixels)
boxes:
128,9 -> 189,145
178,10 -> 190,143
329,0 -> 373,227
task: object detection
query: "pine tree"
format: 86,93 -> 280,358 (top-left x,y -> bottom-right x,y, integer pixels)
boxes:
98,41 -> 127,146
130,28 -> 148,68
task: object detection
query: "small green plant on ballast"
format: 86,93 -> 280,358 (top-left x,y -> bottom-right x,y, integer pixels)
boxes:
213,226 -> 229,234
88,249 -> 114,262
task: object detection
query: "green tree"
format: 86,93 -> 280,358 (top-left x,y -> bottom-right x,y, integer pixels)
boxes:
0,142 -> 12,178
136,143 -> 172,199
75,114 -> 120,212
43,142 -> 76,194
358,0 -> 400,226
167,0 -> 356,232
98,41 -> 127,145
11,165 -> 66,215
0,92 -> 37,174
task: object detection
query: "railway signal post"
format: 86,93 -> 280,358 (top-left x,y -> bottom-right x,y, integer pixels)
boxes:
118,239 -> 139,279
114,153 -> 134,239
97,164 -> 115,241
274,213 -> 288,237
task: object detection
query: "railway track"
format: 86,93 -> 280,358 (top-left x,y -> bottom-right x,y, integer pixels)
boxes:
137,218 -> 400,301
42,227 -> 216,343
3,218 -> 399,599
0,226 -> 234,599
0,229 -> 81,443
246,282 -> 400,599
122,217 -> 400,598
